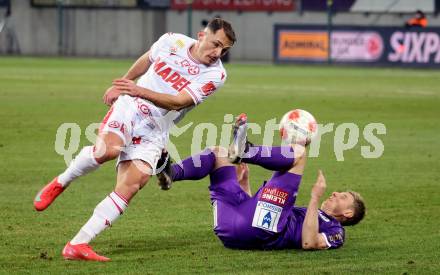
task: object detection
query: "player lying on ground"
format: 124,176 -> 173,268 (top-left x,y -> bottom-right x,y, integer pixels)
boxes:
33,18 -> 236,261
158,114 -> 366,250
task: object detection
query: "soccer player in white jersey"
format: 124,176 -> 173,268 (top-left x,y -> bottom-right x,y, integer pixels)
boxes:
33,18 -> 236,261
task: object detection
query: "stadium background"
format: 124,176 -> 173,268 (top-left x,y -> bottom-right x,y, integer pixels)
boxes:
0,0 -> 439,274
2,0 -> 440,64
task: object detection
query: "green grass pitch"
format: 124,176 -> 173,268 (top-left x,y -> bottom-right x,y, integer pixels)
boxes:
0,57 -> 439,274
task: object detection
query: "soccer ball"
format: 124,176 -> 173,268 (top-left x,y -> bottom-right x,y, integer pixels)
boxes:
279,109 -> 318,145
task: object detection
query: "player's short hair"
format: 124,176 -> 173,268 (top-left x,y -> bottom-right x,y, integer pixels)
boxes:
342,191 -> 366,226
206,18 -> 236,45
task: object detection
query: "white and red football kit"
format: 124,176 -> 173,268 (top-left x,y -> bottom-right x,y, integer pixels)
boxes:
100,33 -> 227,172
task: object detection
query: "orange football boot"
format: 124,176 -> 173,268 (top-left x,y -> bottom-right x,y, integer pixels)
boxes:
62,242 -> 110,262
34,177 -> 65,211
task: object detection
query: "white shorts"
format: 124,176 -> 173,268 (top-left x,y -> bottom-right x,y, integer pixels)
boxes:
99,95 -> 167,174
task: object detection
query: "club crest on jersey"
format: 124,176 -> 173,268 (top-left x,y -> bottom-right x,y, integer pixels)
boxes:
188,65 -> 200,75
135,98 -> 152,116
252,201 -> 282,233
138,103 -> 151,116
261,212 -> 272,228
108,121 -> 120,128
174,59 -> 200,75
153,58 -> 191,92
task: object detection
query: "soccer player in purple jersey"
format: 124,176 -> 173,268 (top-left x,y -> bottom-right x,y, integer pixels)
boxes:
158,114 -> 366,250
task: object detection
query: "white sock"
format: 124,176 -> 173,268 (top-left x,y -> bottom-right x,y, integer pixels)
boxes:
70,191 -> 128,245
58,146 -> 100,187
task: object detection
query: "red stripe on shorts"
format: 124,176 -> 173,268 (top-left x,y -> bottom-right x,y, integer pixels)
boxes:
99,106 -> 114,134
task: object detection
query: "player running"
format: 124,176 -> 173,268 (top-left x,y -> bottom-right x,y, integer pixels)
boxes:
33,18 -> 236,261
157,114 -> 366,250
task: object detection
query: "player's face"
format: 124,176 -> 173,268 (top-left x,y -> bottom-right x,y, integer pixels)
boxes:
195,28 -> 233,65
321,192 -> 355,218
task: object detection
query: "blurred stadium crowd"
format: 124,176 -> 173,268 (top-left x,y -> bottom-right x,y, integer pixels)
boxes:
1,0 -> 440,67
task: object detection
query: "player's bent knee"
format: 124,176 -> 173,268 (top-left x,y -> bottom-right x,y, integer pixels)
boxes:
209,146 -> 228,159
208,146 -> 220,155
94,147 -> 120,163
115,182 -> 141,201
116,176 -> 149,199
132,173 -> 150,192
138,173 -> 151,186
129,182 -> 143,194
94,132 -> 124,162
131,160 -> 154,178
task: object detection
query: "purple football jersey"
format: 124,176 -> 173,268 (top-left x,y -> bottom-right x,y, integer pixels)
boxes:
270,207 -> 345,249
210,167 -> 345,250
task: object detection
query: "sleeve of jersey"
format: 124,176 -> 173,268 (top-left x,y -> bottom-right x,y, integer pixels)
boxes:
320,227 -> 345,249
184,71 -> 226,105
149,33 -> 173,62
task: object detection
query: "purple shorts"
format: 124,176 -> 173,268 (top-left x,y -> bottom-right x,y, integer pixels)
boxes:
209,166 -> 302,249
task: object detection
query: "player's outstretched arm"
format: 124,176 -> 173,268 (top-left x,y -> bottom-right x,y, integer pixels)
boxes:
111,79 -> 194,110
123,50 -> 153,81
287,145 -> 307,175
301,170 -> 329,250
237,163 -> 251,196
103,51 -> 153,106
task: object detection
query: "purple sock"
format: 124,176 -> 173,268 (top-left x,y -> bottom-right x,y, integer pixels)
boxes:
241,146 -> 295,171
171,149 -> 216,181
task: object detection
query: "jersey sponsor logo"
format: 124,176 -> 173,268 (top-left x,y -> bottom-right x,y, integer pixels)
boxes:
153,58 -> 192,92
260,187 -> 289,206
200,81 -> 217,96
252,201 -> 282,233
388,31 -> 440,64
108,121 -> 120,128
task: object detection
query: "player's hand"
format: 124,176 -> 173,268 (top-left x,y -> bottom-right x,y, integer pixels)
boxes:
103,86 -> 122,106
237,163 -> 249,182
112,78 -> 141,97
311,170 -> 326,200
